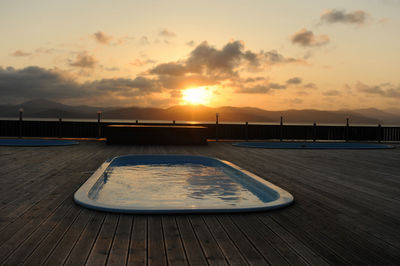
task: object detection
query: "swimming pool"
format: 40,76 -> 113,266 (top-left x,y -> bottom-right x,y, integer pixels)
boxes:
233,142 -> 394,149
0,139 -> 79,146
74,155 -> 293,214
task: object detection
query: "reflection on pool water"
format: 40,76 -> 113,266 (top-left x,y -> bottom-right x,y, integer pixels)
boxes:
89,164 -> 265,208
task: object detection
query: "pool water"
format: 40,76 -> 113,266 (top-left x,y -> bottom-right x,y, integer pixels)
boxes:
233,141 -> 394,149
89,164 -> 265,208
0,138 -> 79,146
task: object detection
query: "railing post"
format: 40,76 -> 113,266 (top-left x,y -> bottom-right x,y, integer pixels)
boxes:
215,113 -> 219,141
280,116 -> 283,142
378,124 -> 382,142
19,108 -> 24,138
245,122 -> 248,141
59,117 -> 62,138
136,120 -> 138,125
345,117 -> 349,142
97,111 -> 102,138
173,120 -> 175,125
313,122 -> 317,142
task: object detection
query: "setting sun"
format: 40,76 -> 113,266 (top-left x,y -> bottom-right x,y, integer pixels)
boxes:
181,87 -> 212,105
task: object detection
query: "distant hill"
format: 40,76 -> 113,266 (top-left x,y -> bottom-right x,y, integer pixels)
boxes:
384,108 -> 400,116
1,99 -> 399,125
350,108 -> 400,125
0,99 -> 114,119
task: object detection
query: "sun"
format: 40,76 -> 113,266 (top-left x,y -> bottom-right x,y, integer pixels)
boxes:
181,86 -> 212,105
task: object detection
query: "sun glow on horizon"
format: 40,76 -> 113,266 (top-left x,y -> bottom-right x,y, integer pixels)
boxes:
181,86 -> 213,105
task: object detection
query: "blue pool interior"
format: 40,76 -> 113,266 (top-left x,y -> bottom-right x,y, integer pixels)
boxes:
233,141 -> 394,149
74,155 -> 293,214
0,138 -> 79,146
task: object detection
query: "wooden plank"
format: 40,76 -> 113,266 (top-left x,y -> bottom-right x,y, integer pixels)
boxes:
202,215 -> 247,266
256,213 -> 330,266
290,199 -> 400,264
148,215 -> 167,265
162,215 -> 187,265
175,215 -> 208,265
64,211 -> 106,265
42,209 -> 94,265
107,214 -> 133,265
127,215 -> 147,265
228,147 -> 400,246
216,215 -> 268,265
86,213 -> 119,266
235,214 -> 308,266
0,203 -> 73,265
228,214 -> 290,265
188,215 -> 227,265
23,205 -> 82,265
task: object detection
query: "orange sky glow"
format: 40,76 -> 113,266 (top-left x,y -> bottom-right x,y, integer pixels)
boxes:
1,0 -> 399,111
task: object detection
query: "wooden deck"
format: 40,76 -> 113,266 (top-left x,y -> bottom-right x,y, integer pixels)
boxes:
0,141 -> 399,265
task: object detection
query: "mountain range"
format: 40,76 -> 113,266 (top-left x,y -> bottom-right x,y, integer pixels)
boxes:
0,99 -> 399,125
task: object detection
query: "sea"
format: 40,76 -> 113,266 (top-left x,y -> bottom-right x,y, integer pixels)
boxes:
1,117 -> 398,127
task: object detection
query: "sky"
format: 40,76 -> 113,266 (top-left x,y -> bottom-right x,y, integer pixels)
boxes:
1,0 -> 400,110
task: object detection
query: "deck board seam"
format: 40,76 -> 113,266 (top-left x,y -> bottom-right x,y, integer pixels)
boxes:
227,215 -> 272,265
39,208 -> 83,265
174,216 -> 190,265
215,215 -> 255,266
0,204 -> 74,265
201,215 -> 246,266
105,214 -> 120,265
125,215 -> 134,266
60,211 -> 95,265
83,213 -> 107,265
187,216 -> 211,266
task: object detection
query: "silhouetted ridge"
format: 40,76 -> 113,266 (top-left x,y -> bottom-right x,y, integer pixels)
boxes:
0,99 -> 399,124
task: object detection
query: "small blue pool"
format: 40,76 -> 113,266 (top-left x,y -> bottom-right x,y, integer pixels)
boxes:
74,155 -> 293,214
233,142 -> 394,149
0,139 -> 79,146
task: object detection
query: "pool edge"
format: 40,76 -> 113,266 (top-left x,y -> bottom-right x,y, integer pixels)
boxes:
74,154 -> 294,214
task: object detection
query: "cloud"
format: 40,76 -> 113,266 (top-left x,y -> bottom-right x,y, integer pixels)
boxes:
356,81 -> 400,98
303,83 -> 317,89
0,66 -> 160,105
150,62 -> 188,76
289,98 -> 303,105
264,50 -> 301,64
0,41 -> 306,105
87,76 -> 160,95
130,58 -> 156,67
150,41 -> 301,78
186,40 -> 195,46
145,40 -> 303,94
69,53 -> 96,68
93,31 -> 113,44
11,50 -> 31,57
236,82 -> 286,94
0,66 -> 84,100
320,9 -> 370,25
104,66 -> 119,72
159,28 -> 176,37
139,36 -> 150,45
286,77 -> 302,85
35,47 -> 55,54
291,28 -> 330,47
147,40 -> 254,79
323,90 -> 340,96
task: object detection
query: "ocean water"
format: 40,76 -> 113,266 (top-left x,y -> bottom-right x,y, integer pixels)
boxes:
1,117 -> 394,126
